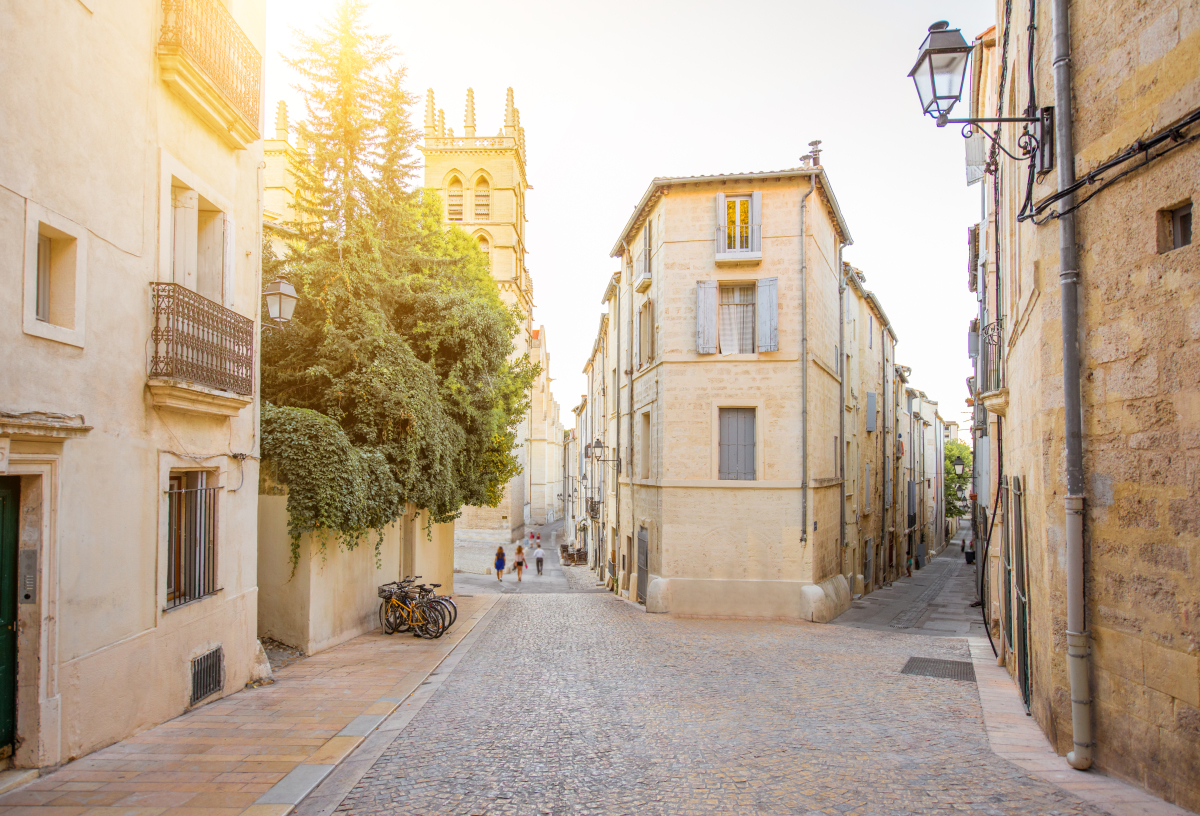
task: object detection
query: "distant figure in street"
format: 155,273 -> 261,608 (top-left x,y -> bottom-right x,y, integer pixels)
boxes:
494,547 -> 506,581
514,545 -> 526,582
964,538 -> 976,565
534,543 -> 545,576
906,553 -> 913,577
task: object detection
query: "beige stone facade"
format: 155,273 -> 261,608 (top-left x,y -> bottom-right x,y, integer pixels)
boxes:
0,0 -> 266,765
572,163 -> 944,620
528,327 -> 565,527
966,2 -> 1199,806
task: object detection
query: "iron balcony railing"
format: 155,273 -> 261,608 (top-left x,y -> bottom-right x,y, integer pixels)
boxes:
159,0 -> 262,130
979,320 -> 1004,393
716,223 -> 762,255
587,498 -> 601,519
151,282 -> 255,395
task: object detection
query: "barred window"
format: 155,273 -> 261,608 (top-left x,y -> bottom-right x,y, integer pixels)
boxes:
167,471 -> 219,609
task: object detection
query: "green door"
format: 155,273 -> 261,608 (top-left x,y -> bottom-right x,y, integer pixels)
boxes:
0,477 -> 19,748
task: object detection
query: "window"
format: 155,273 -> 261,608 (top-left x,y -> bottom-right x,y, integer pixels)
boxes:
166,471 -> 219,609
1160,202 -> 1192,252
718,407 -> 756,480
637,299 -> 654,366
447,177 -> 463,221
865,463 -> 872,513
171,184 -> 227,303
24,202 -> 88,346
716,192 -> 762,259
719,285 -> 756,354
477,235 -> 490,264
639,411 -> 650,479
834,345 -> 839,375
474,178 -> 490,220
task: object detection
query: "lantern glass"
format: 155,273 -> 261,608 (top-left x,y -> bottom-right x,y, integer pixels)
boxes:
909,22 -> 972,118
953,456 -> 965,476
263,279 -> 299,323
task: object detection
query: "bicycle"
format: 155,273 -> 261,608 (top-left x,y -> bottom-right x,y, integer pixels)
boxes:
378,578 -> 453,639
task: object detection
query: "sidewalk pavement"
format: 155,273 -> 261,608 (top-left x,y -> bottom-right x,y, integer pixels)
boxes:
0,594 -> 500,816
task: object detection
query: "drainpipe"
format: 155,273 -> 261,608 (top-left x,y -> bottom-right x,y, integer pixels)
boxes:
838,245 -> 847,567
799,173 -> 816,543
614,260 -> 622,589
1052,0 -> 1092,772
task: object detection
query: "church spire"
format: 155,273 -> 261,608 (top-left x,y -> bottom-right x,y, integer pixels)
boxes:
424,89 -> 436,137
504,87 -> 516,136
437,108 -> 445,138
274,100 -> 288,141
464,88 -> 476,138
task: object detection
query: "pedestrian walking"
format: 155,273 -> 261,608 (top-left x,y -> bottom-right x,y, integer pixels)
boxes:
494,547 -> 506,581
906,553 -> 913,577
534,543 -> 545,576
964,537 -> 976,565
514,545 -> 527,582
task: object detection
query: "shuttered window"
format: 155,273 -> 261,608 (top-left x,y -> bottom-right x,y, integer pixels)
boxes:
866,391 -> 877,432
885,456 -> 892,504
716,192 -> 762,254
696,281 -> 717,353
447,177 -> 463,221
864,463 -> 872,513
757,277 -> 778,351
718,408 -> 756,480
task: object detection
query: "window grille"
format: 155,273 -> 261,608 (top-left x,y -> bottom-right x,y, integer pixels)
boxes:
190,646 -> 223,704
719,285 -> 756,354
167,472 -> 219,609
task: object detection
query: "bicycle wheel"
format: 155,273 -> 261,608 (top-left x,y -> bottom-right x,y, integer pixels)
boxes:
388,599 -> 411,633
379,599 -> 394,634
436,597 -> 457,628
415,600 -> 444,639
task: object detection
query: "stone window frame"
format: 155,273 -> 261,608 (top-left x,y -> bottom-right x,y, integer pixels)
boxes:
23,201 -> 88,348
157,149 -> 236,309
710,399 -> 765,481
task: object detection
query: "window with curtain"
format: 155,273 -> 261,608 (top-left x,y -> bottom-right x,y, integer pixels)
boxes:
719,285 -> 756,354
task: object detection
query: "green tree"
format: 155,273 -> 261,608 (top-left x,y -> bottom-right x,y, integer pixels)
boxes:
261,0 -> 536,558
944,439 -> 973,518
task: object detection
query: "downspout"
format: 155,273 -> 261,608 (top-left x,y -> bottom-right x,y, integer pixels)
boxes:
628,249 -> 635,595
614,263 -> 622,589
879,326 -> 886,585
838,244 -> 846,566
1053,0 -> 1092,771
799,173 -> 816,543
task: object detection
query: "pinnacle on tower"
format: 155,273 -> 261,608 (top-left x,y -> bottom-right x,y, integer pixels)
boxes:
504,87 -> 516,136
464,88 -> 476,138
274,101 -> 288,141
424,89 -> 436,137
437,109 -> 445,138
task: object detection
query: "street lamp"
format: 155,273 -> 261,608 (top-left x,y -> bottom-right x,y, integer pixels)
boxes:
953,456 -> 965,476
262,278 -> 299,326
908,22 -> 972,120
909,20 -> 1050,170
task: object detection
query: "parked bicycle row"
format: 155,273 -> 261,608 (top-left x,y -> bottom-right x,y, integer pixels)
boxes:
378,577 -> 457,639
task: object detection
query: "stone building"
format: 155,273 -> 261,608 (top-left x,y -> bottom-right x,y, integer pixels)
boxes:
420,88 -> 565,560
527,327 -> 565,527
0,0 -> 266,766
572,158 -> 944,620
963,1 -> 1199,806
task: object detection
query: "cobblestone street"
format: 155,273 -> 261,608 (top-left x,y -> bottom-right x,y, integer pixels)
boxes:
326,593 -> 1107,816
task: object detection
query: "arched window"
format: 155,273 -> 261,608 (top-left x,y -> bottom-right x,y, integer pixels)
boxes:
474,177 -> 490,221
447,177 -> 463,221
477,235 -> 490,266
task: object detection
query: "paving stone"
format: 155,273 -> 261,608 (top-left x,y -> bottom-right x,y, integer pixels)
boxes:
332,594 -> 1106,816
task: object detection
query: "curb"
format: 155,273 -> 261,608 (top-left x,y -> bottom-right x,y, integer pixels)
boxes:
251,594 -> 504,815
287,595 -> 508,816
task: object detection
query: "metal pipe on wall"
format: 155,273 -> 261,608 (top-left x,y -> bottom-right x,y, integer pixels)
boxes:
799,173 -> 816,543
1051,0 -> 1092,772
838,244 -> 847,564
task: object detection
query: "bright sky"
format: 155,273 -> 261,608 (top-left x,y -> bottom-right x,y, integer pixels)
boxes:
264,0 -> 995,431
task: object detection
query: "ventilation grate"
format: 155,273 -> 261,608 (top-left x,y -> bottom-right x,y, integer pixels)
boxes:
900,657 -> 976,682
191,646 -> 224,704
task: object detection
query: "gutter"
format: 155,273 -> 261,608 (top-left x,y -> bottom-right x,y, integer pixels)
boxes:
799,174 -> 816,543
1052,0 -> 1092,771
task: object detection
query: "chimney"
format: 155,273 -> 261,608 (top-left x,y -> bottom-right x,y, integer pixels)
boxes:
808,139 -> 823,167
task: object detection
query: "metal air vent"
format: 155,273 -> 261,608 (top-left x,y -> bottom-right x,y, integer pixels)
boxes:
191,646 -> 224,704
900,656 -> 976,682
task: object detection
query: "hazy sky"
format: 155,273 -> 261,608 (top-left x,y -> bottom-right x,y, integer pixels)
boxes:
264,0 -> 996,431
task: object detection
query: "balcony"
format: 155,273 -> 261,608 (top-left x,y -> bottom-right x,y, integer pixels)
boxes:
977,320 -> 1008,416
149,283 -> 255,416
158,0 -> 262,149
715,224 -> 762,264
587,498 -> 601,519
634,252 -> 651,293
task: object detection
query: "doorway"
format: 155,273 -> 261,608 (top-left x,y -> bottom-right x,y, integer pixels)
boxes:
0,477 -> 19,752
636,527 -> 649,604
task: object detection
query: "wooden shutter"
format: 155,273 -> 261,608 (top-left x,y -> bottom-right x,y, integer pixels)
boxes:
715,193 -> 727,254
718,408 -> 756,480
885,457 -> 892,505
750,191 -> 762,252
648,298 -> 655,361
865,463 -> 872,512
696,281 -> 717,353
757,277 -> 778,352
866,391 -> 877,431
634,302 -> 641,367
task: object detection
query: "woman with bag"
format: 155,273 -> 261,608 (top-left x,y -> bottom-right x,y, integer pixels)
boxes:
494,547 -> 506,582
514,545 -> 527,582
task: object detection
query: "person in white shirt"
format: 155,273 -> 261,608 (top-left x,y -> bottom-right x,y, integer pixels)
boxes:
533,545 -> 545,576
